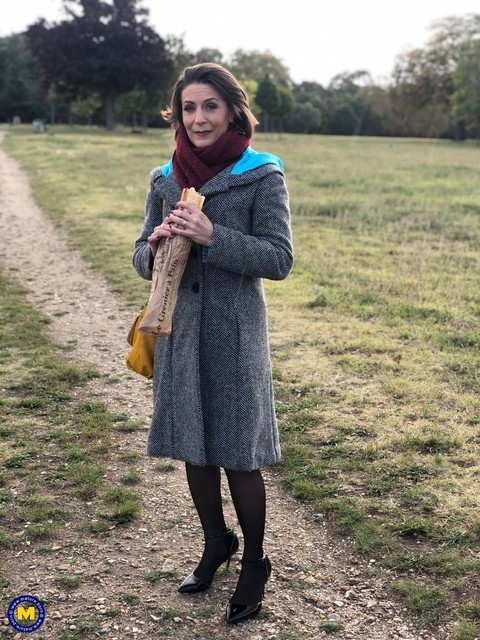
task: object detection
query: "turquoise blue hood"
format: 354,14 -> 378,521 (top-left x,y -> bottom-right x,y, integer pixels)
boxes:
230,147 -> 283,174
160,146 -> 283,179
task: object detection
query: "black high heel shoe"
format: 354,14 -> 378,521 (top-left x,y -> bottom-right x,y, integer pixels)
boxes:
225,554 -> 272,624
178,529 -> 239,594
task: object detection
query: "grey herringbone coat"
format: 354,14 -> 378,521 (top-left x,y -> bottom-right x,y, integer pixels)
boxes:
132,148 -> 293,470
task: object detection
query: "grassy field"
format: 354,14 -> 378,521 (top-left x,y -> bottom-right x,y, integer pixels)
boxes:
1,125 -> 480,637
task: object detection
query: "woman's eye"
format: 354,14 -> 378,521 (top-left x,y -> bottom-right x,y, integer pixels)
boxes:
205,103 -> 218,110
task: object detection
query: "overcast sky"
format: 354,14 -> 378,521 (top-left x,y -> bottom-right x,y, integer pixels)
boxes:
1,0 -> 479,86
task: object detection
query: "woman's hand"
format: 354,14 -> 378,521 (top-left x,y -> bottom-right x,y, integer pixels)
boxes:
147,200 -> 214,257
167,200 -> 214,247
147,219 -> 174,257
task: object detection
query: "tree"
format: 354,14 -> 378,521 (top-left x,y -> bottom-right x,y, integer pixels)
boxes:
286,81 -> 326,133
328,103 -> 359,135
328,70 -> 372,95
117,84 -> 167,129
388,49 -> 451,136
356,85 -> 397,136
70,92 -> 102,124
275,86 -> 295,130
0,34 -> 45,122
389,13 -> 480,138
255,76 -> 280,132
229,49 -> 292,86
252,81 -> 295,133
194,48 -> 224,64
241,78 -> 260,118
452,40 -> 480,142
25,0 -> 174,129
284,101 -> 322,134
162,34 -> 195,108
323,71 -> 384,135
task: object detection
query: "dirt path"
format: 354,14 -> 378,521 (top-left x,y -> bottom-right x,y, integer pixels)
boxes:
0,132 -> 437,639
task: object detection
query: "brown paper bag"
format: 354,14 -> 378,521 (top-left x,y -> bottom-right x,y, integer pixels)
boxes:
139,188 -> 205,337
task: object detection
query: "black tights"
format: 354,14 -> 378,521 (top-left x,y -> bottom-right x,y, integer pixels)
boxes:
185,462 -> 266,562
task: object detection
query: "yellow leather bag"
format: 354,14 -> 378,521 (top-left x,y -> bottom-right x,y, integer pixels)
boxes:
126,305 -> 155,379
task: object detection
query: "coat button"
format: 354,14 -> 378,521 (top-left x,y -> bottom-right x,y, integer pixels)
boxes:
191,282 -> 200,293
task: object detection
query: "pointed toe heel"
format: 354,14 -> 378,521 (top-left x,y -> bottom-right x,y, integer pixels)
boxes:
178,529 -> 239,594
178,572 -> 210,594
226,601 -> 263,625
226,555 -> 271,624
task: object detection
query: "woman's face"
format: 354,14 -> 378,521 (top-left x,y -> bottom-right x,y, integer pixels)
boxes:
181,82 -> 231,148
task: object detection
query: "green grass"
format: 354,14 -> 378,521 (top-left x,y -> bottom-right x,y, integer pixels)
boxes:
393,580 -> 446,626
145,569 -> 177,583
122,593 -> 141,606
104,486 -> 141,523
319,621 -> 342,634
0,264 -> 139,597
2,125 -> 480,631
55,575 -> 81,589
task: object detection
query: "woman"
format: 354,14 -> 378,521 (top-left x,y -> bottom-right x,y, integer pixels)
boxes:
132,62 -> 293,624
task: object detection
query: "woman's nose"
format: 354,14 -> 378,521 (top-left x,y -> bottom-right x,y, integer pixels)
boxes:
194,109 -> 207,124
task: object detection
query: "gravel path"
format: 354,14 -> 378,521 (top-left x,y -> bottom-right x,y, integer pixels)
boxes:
0,132 -> 441,639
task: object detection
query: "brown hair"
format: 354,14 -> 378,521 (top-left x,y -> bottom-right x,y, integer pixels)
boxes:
162,62 -> 258,138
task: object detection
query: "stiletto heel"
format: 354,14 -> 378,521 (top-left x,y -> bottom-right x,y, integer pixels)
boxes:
225,554 -> 271,624
178,529 -> 239,594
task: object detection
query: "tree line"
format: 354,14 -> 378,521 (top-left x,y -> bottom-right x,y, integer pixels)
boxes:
1,0 -> 479,140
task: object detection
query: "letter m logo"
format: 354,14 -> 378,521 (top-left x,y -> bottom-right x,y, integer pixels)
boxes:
17,605 -> 35,621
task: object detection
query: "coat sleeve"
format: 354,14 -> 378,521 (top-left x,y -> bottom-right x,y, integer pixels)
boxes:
203,171 -> 294,280
132,171 -> 165,281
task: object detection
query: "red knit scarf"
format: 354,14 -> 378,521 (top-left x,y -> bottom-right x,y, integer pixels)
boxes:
172,125 -> 250,190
